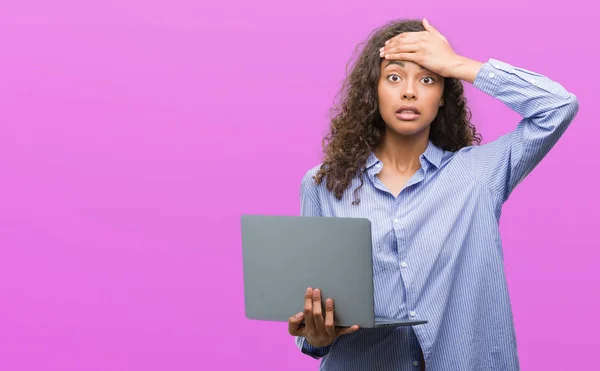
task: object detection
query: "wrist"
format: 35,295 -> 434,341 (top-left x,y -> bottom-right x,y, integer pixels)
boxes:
302,338 -> 332,359
449,56 -> 483,83
305,337 -> 333,348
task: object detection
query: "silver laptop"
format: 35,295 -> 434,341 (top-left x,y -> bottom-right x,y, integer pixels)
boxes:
240,214 -> 428,328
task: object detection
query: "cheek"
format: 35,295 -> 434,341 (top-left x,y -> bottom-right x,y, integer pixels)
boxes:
434,86 -> 444,103
377,83 -> 394,110
421,88 -> 444,113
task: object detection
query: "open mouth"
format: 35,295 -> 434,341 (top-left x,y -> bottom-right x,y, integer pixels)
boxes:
395,106 -> 421,121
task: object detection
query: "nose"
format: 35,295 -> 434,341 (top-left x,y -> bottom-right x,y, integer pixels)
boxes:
402,81 -> 417,100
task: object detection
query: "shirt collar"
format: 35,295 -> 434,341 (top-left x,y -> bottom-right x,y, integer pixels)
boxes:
421,140 -> 444,168
365,140 -> 444,170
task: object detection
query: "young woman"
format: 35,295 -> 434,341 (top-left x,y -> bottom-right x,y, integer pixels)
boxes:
287,19 -> 579,371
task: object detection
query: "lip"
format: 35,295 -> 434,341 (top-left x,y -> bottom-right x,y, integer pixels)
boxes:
396,105 -> 421,114
395,105 -> 421,121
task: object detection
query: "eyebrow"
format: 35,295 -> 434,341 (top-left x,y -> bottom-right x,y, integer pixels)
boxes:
385,60 -> 426,70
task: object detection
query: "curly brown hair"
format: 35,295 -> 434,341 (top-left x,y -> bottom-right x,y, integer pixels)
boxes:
313,19 -> 482,205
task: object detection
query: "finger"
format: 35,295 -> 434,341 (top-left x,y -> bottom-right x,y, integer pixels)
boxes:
312,288 -> 327,334
384,34 -> 400,46
288,312 -> 305,336
336,325 -> 360,336
303,287 -> 315,331
389,31 -> 427,46
385,32 -> 416,47
383,52 -> 420,63
382,43 -> 419,56
324,298 -> 336,338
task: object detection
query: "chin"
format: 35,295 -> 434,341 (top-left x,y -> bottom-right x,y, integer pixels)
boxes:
385,119 -> 431,137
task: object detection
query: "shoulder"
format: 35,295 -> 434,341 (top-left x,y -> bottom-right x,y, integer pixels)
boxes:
300,163 -> 324,190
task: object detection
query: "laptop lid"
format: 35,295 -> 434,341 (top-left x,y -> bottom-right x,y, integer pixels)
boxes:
240,214 -> 377,327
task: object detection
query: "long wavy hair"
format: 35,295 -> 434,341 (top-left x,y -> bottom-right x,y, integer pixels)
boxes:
314,19 -> 482,205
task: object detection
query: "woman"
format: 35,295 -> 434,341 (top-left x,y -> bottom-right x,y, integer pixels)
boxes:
287,18 -> 579,370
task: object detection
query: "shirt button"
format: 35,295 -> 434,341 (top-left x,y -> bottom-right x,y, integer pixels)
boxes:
393,218 -> 399,224
413,361 -> 420,367
401,262 -> 408,268
410,311 -> 416,317
489,72 -> 495,78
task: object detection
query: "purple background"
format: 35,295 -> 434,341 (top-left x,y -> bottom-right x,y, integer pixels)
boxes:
1,1 -> 598,370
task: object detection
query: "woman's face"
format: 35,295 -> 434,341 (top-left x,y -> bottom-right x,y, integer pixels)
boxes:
377,59 -> 445,137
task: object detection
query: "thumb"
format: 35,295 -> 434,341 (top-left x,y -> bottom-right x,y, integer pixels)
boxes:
423,18 -> 443,38
288,312 -> 305,336
336,325 -> 360,337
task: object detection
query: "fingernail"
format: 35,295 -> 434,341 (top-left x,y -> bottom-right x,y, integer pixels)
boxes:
313,288 -> 320,296
306,287 -> 311,295
296,312 -> 304,318
379,47 -> 384,52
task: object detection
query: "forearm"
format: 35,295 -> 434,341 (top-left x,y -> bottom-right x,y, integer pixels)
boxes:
458,57 -> 579,201
450,56 -> 484,84
473,58 -> 578,124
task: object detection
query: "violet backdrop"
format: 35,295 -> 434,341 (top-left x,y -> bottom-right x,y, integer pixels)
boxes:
1,0 -> 598,370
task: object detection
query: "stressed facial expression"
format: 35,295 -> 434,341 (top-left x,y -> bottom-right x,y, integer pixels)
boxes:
377,59 -> 445,137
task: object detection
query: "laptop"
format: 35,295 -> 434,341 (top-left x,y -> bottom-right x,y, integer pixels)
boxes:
240,214 -> 428,328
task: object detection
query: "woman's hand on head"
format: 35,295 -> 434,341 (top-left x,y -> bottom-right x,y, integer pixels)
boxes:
380,19 -> 465,79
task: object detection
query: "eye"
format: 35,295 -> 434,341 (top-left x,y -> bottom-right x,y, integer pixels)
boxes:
387,74 -> 401,82
421,76 -> 436,85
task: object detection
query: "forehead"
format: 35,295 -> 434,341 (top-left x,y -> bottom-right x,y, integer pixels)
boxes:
380,59 -> 434,74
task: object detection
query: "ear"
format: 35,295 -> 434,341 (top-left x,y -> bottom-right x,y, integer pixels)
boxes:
439,100 -> 444,107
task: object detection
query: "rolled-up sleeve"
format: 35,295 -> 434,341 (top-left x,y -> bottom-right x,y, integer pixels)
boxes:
459,58 -> 579,202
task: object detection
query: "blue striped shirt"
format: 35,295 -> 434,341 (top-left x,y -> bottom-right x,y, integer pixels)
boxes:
295,58 -> 579,370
